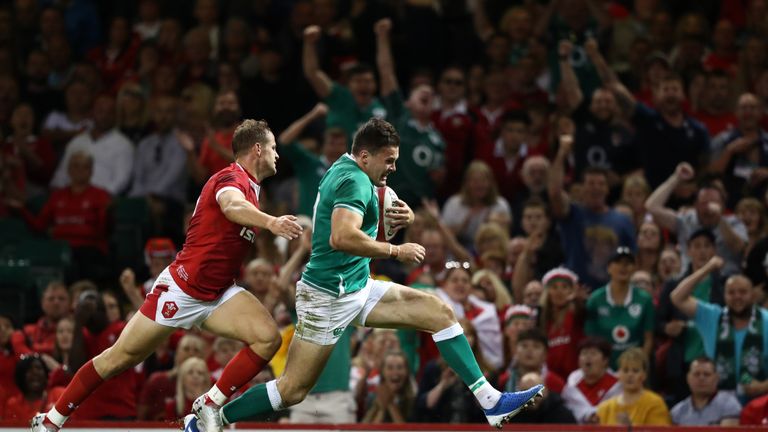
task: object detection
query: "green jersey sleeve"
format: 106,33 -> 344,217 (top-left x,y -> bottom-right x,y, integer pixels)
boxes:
333,172 -> 371,216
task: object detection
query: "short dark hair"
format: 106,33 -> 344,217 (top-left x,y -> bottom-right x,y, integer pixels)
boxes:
582,166 -> 610,181
578,336 -> 612,359
689,356 -> 716,372
351,118 -> 399,155
347,63 -> 375,79
500,110 -> 531,128
15,354 -> 48,393
232,119 -> 272,157
517,328 -> 548,349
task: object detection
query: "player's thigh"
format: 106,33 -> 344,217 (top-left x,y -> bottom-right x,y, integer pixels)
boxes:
96,312 -> 175,374
277,336 -> 336,403
201,290 -> 279,345
363,283 -> 455,333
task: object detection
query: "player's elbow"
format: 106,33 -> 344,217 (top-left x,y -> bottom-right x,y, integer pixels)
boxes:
329,231 -> 346,251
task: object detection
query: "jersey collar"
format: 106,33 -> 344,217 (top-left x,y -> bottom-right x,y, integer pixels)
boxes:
235,162 -> 261,196
606,284 -> 634,307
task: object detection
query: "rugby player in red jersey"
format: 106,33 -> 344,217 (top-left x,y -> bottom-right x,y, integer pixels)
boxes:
32,119 -> 302,432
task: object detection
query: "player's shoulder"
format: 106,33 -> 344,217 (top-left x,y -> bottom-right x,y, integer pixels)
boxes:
327,155 -> 367,183
210,163 -> 248,185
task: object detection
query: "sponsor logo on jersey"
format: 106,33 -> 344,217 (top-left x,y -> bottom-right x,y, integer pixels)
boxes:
628,304 -> 642,318
612,325 -> 630,344
332,327 -> 346,337
240,226 -> 256,243
162,301 -> 179,319
598,306 -> 610,317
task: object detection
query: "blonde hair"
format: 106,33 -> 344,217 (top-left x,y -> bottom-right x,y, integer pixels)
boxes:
460,160 -> 500,206
618,347 -> 648,373
474,222 -> 509,256
472,269 -> 512,309
622,175 -> 650,198
175,357 -> 210,416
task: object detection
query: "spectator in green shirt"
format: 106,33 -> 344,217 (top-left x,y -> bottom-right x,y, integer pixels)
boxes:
374,18 -> 445,209
303,25 -> 387,145
278,103 -> 348,217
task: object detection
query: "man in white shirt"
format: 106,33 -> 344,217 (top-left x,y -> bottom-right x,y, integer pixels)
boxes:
51,94 -> 134,195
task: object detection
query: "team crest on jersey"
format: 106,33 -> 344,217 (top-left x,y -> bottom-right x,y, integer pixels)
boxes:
628,304 -> 642,318
598,306 -> 609,317
162,301 -> 179,319
612,325 -> 630,343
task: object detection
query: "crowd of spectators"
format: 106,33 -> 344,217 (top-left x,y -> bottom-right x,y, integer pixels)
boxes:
3,0 -> 768,427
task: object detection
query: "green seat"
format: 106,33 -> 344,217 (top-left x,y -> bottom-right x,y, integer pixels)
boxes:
0,217 -> 33,244
26,193 -> 48,214
112,197 -> 151,270
16,238 -> 71,267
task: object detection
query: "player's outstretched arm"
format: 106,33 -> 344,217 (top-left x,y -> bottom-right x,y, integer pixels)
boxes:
217,189 -> 303,240
330,207 -> 424,264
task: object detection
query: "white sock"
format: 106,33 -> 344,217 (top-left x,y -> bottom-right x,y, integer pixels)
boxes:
471,377 -> 501,410
47,407 -> 68,428
206,384 -> 227,406
266,379 -> 284,411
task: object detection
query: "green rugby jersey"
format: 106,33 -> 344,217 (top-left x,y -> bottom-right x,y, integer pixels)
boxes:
585,284 -> 655,368
325,83 -> 387,146
301,154 -> 379,296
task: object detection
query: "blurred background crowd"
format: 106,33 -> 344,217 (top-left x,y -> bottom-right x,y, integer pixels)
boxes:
2,0 -> 768,427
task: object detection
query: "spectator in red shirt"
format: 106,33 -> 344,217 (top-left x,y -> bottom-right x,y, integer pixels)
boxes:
432,66 -> 474,199
692,70 -> 737,136
2,354 -> 61,421
67,290 -> 138,420
11,282 -> 70,356
87,17 -> 140,92
10,150 -> 112,282
702,20 -> 738,74
561,337 -> 621,423
0,314 -> 21,408
473,71 -> 519,160
184,90 -> 240,184
164,357 -> 211,421
42,317 -> 75,390
741,392 -> 768,425
537,267 -> 586,379
138,334 -> 206,420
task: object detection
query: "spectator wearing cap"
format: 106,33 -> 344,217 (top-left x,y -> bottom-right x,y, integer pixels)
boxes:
562,336 -> 621,424
303,24 -> 386,146
501,304 -> 534,367
656,228 -> 724,403
671,256 -> 768,401
119,237 -> 177,310
646,163 -> 748,276
495,328 -> 565,395
549,132 -> 637,289
710,93 -> 768,208
585,247 -> 655,369
375,19 -> 445,209
537,267 -> 585,378
670,357 -> 741,426
278,103 -> 347,217
596,348 -> 671,426
436,263 -> 502,369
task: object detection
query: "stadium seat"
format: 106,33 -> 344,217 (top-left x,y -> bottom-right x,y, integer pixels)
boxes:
0,217 -> 33,245
112,197 -> 151,270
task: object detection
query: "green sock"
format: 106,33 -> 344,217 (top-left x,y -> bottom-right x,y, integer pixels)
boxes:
433,324 -> 484,387
221,381 -> 280,424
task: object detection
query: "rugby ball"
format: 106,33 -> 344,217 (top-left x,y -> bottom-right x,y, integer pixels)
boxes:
379,186 -> 400,240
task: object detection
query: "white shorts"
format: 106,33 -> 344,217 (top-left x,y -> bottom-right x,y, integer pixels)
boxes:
139,267 -> 245,329
295,278 -> 392,345
289,390 -> 357,423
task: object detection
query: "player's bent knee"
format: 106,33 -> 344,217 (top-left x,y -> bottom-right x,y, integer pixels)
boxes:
247,324 -> 282,357
280,384 -> 310,407
433,298 -> 457,329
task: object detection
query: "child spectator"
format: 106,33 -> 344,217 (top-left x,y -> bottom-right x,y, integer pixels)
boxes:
562,337 -> 621,424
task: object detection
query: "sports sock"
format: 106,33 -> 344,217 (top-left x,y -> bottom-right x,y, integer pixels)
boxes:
433,323 -> 501,410
50,360 -> 104,426
207,347 -> 268,405
220,379 -> 283,424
